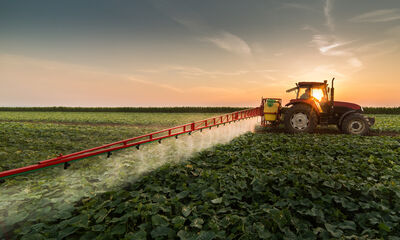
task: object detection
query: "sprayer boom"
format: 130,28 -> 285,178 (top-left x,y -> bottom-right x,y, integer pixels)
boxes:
0,108 -> 261,180
0,78 -> 375,181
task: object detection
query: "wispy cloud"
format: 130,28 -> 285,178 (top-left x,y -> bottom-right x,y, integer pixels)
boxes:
170,15 -> 252,56
281,2 -> 319,13
135,65 -> 277,79
171,16 -> 208,32
324,0 -> 335,31
354,40 -> 393,53
387,25 -> 400,37
126,76 -> 184,93
354,39 -> 399,58
310,34 -> 353,56
153,1 -> 253,58
350,9 -> 400,23
347,57 -> 363,68
288,65 -> 346,81
201,31 -> 252,56
319,43 -> 341,53
305,33 -> 364,71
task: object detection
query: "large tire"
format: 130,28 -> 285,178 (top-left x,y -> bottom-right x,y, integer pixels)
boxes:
341,113 -> 370,135
284,104 -> 318,133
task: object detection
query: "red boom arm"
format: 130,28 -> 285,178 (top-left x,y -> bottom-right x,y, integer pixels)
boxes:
0,108 -> 261,180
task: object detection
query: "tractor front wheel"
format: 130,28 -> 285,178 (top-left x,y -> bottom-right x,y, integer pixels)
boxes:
284,104 -> 317,134
341,113 -> 370,135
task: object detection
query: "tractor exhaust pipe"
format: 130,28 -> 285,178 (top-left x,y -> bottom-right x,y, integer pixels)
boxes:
331,77 -> 335,104
330,78 -> 335,113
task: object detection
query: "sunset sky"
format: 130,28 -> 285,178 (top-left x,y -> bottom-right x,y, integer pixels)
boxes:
1,0 -> 399,107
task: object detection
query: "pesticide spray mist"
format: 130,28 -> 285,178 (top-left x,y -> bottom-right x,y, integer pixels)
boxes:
0,118 -> 258,233
103,117 -> 258,187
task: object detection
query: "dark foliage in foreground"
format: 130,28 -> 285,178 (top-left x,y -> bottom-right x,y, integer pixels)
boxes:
12,133 -> 400,239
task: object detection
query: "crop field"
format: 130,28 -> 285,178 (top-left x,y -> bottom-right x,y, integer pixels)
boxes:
0,111 -> 256,239
0,112 -> 218,171
0,111 -> 219,127
1,111 -> 400,239
370,115 -> 400,132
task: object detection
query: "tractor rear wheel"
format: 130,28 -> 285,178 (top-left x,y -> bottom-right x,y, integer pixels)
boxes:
284,104 -> 317,133
341,113 -> 370,135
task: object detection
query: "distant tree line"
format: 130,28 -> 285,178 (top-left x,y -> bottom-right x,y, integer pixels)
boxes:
0,106 -> 398,114
363,107 -> 400,114
0,107 -> 247,113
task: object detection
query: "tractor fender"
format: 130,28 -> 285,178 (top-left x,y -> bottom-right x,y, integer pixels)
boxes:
285,100 -> 321,115
338,110 -> 358,126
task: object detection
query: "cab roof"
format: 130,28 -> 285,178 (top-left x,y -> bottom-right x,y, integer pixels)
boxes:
286,81 -> 329,92
297,81 -> 327,87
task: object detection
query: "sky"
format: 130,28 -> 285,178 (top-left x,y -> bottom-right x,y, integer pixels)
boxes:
1,0 -> 400,107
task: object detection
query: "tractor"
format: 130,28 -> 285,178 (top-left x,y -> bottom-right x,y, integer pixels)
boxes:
261,78 -> 375,135
0,78 -> 376,180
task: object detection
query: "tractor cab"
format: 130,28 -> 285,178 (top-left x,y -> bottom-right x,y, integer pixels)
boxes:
287,81 -> 329,104
296,82 -> 328,102
286,80 -> 331,114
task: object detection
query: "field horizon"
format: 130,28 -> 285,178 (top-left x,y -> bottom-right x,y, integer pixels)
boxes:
0,106 -> 399,114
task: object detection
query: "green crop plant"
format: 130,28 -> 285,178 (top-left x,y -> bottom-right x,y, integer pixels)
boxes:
4,133 -> 400,239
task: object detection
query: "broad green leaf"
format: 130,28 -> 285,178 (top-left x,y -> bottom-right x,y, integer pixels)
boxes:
152,214 -> 169,226
177,230 -> 196,240
58,226 -> 78,239
338,220 -> 357,231
379,222 -> 391,232
190,218 -> 204,229
172,216 -> 186,228
197,231 -> 216,240
111,223 -> 126,235
325,223 -> 343,238
182,206 -> 192,217
151,226 -> 174,238
125,230 -> 147,240
211,197 -> 222,204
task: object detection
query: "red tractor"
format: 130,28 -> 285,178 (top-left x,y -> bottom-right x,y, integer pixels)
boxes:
261,78 -> 375,135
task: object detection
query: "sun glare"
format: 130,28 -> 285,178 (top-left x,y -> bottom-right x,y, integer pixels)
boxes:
312,89 -> 324,101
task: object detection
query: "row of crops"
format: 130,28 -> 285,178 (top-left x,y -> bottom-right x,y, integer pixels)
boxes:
1,112 -> 400,133
0,112 -> 222,172
7,132 -> 400,239
0,106 -> 399,114
1,112 -> 400,239
0,118 -> 258,239
0,112 -> 218,127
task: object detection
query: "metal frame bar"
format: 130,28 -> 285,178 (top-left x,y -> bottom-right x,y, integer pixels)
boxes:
0,107 -> 261,179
